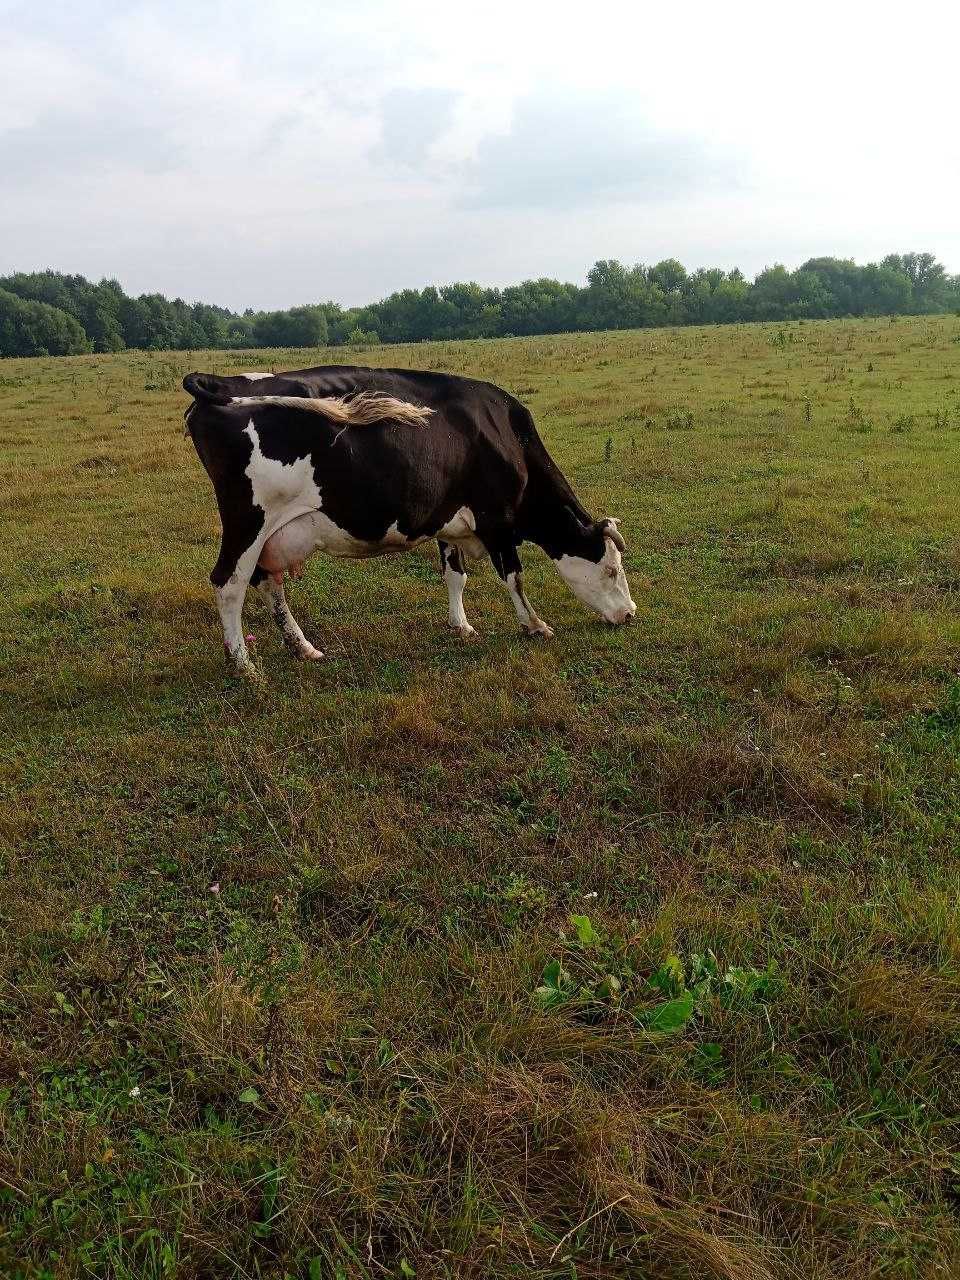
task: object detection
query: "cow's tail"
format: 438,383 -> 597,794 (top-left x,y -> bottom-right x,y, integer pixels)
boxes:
183,372 -> 232,405
234,392 -> 434,428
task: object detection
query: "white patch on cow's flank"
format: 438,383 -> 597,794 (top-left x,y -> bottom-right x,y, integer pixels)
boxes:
244,420 -> 323,535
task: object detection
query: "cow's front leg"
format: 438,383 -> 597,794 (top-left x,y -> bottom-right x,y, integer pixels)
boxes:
262,574 -> 323,660
439,540 -> 476,638
489,541 -> 554,638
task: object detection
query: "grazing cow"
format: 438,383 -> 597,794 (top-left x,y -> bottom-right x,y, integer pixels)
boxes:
183,365 -> 635,673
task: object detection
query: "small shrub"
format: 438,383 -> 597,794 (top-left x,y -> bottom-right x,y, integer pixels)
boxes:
348,326 -> 380,346
665,409 -> 695,430
843,398 -> 872,432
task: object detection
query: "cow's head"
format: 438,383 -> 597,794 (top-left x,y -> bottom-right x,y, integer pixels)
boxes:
553,514 -> 637,625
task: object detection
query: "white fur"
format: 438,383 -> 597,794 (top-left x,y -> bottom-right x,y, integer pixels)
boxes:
211,421 -> 326,671
259,512 -> 427,570
215,535 -> 269,673
437,506 -> 485,559
244,421 -> 323,532
259,503 -> 486,575
444,560 -> 475,637
242,372 -> 273,381
504,571 -> 554,638
554,539 -> 636,624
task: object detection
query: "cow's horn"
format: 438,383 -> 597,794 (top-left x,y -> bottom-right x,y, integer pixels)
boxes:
601,518 -> 626,551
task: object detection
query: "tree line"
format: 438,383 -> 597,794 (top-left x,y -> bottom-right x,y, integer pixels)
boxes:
1,253 -> 958,358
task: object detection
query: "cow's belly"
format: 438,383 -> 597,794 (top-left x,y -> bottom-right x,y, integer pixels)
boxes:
258,510 -> 429,575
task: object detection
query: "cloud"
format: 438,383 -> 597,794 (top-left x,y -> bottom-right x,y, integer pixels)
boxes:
0,0 -> 957,310
374,87 -> 460,167
0,115 -> 184,184
461,92 -> 736,210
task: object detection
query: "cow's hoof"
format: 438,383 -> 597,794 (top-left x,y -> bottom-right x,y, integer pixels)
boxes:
451,623 -> 478,640
233,660 -> 262,681
225,643 -> 261,678
298,643 -> 324,661
523,621 -> 554,639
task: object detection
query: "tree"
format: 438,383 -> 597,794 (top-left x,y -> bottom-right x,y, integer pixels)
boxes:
800,257 -> 864,316
581,261 -> 666,330
649,258 -> 688,297
0,288 -> 91,356
749,265 -> 832,320
883,253 -> 950,312
500,279 -> 577,336
858,264 -> 913,315
1,253 -> 957,358
252,305 -> 328,348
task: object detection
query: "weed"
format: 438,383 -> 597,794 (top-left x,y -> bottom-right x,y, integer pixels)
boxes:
843,397 -> 873,431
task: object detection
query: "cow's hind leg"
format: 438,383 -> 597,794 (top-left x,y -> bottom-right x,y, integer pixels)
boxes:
439,540 -> 476,638
262,574 -> 323,660
487,540 -> 554,638
211,517 -> 268,675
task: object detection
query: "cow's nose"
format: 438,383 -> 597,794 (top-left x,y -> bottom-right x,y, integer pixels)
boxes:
607,606 -> 635,625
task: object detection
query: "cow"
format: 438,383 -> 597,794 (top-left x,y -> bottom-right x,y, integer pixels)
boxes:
183,365 -> 636,674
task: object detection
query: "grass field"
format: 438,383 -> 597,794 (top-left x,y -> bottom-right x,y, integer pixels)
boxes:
3,314 -> 960,1279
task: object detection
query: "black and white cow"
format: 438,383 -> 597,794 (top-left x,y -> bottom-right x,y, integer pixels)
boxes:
183,365 -> 636,673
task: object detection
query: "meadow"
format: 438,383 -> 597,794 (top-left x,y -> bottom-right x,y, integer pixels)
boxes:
2,314 -> 960,1279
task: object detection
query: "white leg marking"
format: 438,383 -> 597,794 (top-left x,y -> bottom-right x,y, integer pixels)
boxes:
444,561 -> 476,639
215,539 -> 267,675
263,577 -> 323,660
505,571 -> 554,639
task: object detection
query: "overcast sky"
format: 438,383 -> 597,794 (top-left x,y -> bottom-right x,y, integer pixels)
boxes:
2,0 -> 958,311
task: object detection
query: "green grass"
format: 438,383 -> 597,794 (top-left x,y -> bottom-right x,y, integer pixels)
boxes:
2,315 -> 960,1278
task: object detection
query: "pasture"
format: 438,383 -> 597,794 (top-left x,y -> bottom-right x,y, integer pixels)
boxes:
3,314 -> 960,1279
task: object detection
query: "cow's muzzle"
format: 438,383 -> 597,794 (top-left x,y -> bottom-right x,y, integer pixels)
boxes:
605,605 -> 636,625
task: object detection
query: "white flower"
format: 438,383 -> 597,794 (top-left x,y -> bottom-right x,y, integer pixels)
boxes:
129,1086 -> 141,1098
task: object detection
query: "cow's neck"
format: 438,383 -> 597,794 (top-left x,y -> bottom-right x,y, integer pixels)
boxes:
518,439 -> 597,560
